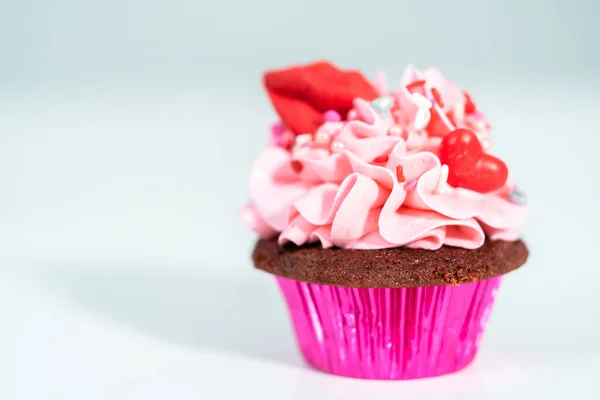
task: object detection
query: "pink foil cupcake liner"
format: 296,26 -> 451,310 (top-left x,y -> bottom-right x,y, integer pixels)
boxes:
276,276 -> 502,380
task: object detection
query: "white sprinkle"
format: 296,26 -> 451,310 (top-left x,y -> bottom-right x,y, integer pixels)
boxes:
481,138 -> 492,151
411,92 -> 433,109
330,140 -> 345,153
314,131 -> 331,145
292,133 -> 313,152
388,124 -> 403,137
414,109 -> 431,131
295,134 -> 312,146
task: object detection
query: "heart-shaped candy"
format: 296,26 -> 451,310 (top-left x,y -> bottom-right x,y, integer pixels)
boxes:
439,128 -> 508,193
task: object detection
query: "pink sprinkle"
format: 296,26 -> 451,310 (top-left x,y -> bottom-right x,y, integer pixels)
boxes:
404,179 -> 417,190
280,131 -> 295,150
347,109 -> 359,120
324,110 -> 342,122
270,122 -> 284,136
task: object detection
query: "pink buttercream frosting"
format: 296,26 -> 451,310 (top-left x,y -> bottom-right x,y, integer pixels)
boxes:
242,65 -> 527,250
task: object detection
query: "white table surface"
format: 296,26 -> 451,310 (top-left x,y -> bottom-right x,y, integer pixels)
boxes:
1,75 -> 599,399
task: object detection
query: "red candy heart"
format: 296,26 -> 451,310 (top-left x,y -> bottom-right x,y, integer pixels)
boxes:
263,61 -> 379,135
439,128 -> 508,193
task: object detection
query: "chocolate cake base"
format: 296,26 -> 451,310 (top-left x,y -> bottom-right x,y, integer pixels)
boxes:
253,238 -> 528,288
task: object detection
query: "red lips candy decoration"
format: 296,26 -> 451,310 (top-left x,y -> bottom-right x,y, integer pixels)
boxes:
440,128 -> 508,193
263,61 -> 379,135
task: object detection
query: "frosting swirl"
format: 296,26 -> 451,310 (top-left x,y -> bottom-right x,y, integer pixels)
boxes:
242,63 -> 527,250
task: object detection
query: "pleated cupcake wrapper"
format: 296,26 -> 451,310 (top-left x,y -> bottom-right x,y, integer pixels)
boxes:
277,276 -> 501,380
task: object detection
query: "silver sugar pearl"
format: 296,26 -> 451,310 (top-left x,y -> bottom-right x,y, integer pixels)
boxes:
508,188 -> 527,205
371,96 -> 394,117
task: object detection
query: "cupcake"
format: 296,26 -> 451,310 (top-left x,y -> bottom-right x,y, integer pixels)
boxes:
241,61 -> 528,380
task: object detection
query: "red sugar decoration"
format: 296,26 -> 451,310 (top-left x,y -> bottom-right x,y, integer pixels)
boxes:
373,155 -> 389,164
464,91 -> 476,114
406,80 -> 426,91
263,61 -> 379,135
290,160 -> 304,174
431,88 -> 444,108
396,165 -> 406,183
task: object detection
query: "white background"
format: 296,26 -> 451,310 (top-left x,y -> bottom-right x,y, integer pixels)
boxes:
1,1 -> 599,399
